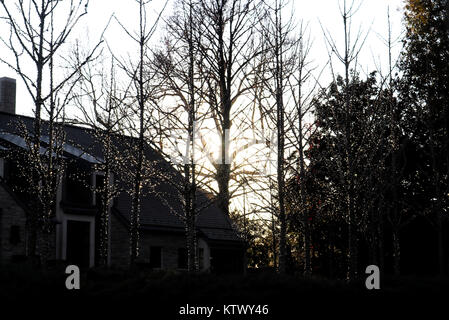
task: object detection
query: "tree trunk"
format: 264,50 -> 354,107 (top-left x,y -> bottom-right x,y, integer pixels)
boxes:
378,214 -> 385,276
328,227 -> 335,278
431,130 -> 445,275
271,209 -> 277,270
436,199 -> 445,275
28,2 -> 46,260
216,93 -> 231,216
347,190 -> 358,280
99,152 -> 111,267
392,228 -> 401,276
186,1 -> 198,273
343,2 -> 357,281
215,1 -> 231,217
129,0 -> 146,268
298,67 -> 311,276
217,162 -> 231,216
130,173 -> 141,267
186,213 -> 197,272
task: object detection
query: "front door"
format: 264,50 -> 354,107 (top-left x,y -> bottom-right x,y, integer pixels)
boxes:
66,220 -> 90,268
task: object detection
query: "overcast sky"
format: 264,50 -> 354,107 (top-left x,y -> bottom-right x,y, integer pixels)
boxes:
0,0 -> 404,116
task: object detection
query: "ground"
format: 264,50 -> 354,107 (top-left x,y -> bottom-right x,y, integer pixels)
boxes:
0,263 -> 447,318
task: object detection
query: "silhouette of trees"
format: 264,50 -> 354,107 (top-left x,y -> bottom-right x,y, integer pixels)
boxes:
399,0 -> 449,275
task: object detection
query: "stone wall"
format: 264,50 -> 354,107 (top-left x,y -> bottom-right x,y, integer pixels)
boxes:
139,230 -> 186,269
0,183 -> 27,263
110,212 -> 130,267
139,230 -> 210,271
109,212 -> 210,271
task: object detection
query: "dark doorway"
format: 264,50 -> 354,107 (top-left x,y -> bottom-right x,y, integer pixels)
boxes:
150,246 -> 162,269
66,220 -> 91,268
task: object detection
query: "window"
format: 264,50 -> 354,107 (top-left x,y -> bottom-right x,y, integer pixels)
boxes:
198,248 -> 204,270
4,159 -> 31,204
178,248 -> 188,269
9,225 -> 20,245
149,246 -> 162,269
64,163 -> 92,205
0,209 -> 3,243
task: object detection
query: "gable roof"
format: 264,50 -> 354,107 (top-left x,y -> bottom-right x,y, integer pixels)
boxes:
0,111 -> 243,244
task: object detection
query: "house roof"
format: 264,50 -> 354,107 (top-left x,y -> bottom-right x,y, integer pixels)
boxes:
0,111 -> 243,244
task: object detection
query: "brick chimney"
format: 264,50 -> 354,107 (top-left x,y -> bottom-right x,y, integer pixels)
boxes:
0,77 -> 16,114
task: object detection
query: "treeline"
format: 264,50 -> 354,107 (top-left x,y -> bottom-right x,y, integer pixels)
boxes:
243,0 -> 449,279
0,0 -> 447,279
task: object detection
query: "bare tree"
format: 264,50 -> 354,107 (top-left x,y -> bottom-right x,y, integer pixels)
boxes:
230,0 -> 318,274
256,0 -> 312,274
285,24 -> 318,277
0,0 -> 101,264
70,54 -> 128,267
374,7 -> 405,276
321,0 -> 369,280
112,0 -> 167,267
193,0 -> 263,216
151,0 -> 208,272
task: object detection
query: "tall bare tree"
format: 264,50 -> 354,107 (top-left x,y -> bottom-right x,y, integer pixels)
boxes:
321,0 -> 369,280
194,0 -> 262,216
151,0 -> 208,272
285,25 -> 318,277
113,0 -> 167,267
70,54 -> 127,267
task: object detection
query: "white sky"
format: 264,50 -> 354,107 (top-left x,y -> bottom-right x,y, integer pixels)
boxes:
0,0 -> 404,116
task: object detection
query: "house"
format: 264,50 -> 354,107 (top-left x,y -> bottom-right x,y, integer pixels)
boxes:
0,77 -> 245,273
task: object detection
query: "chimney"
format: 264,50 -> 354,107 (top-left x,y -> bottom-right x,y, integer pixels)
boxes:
0,77 -> 16,114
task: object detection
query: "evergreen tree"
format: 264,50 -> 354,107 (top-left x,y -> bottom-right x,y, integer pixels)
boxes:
399,0 -> 449,275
